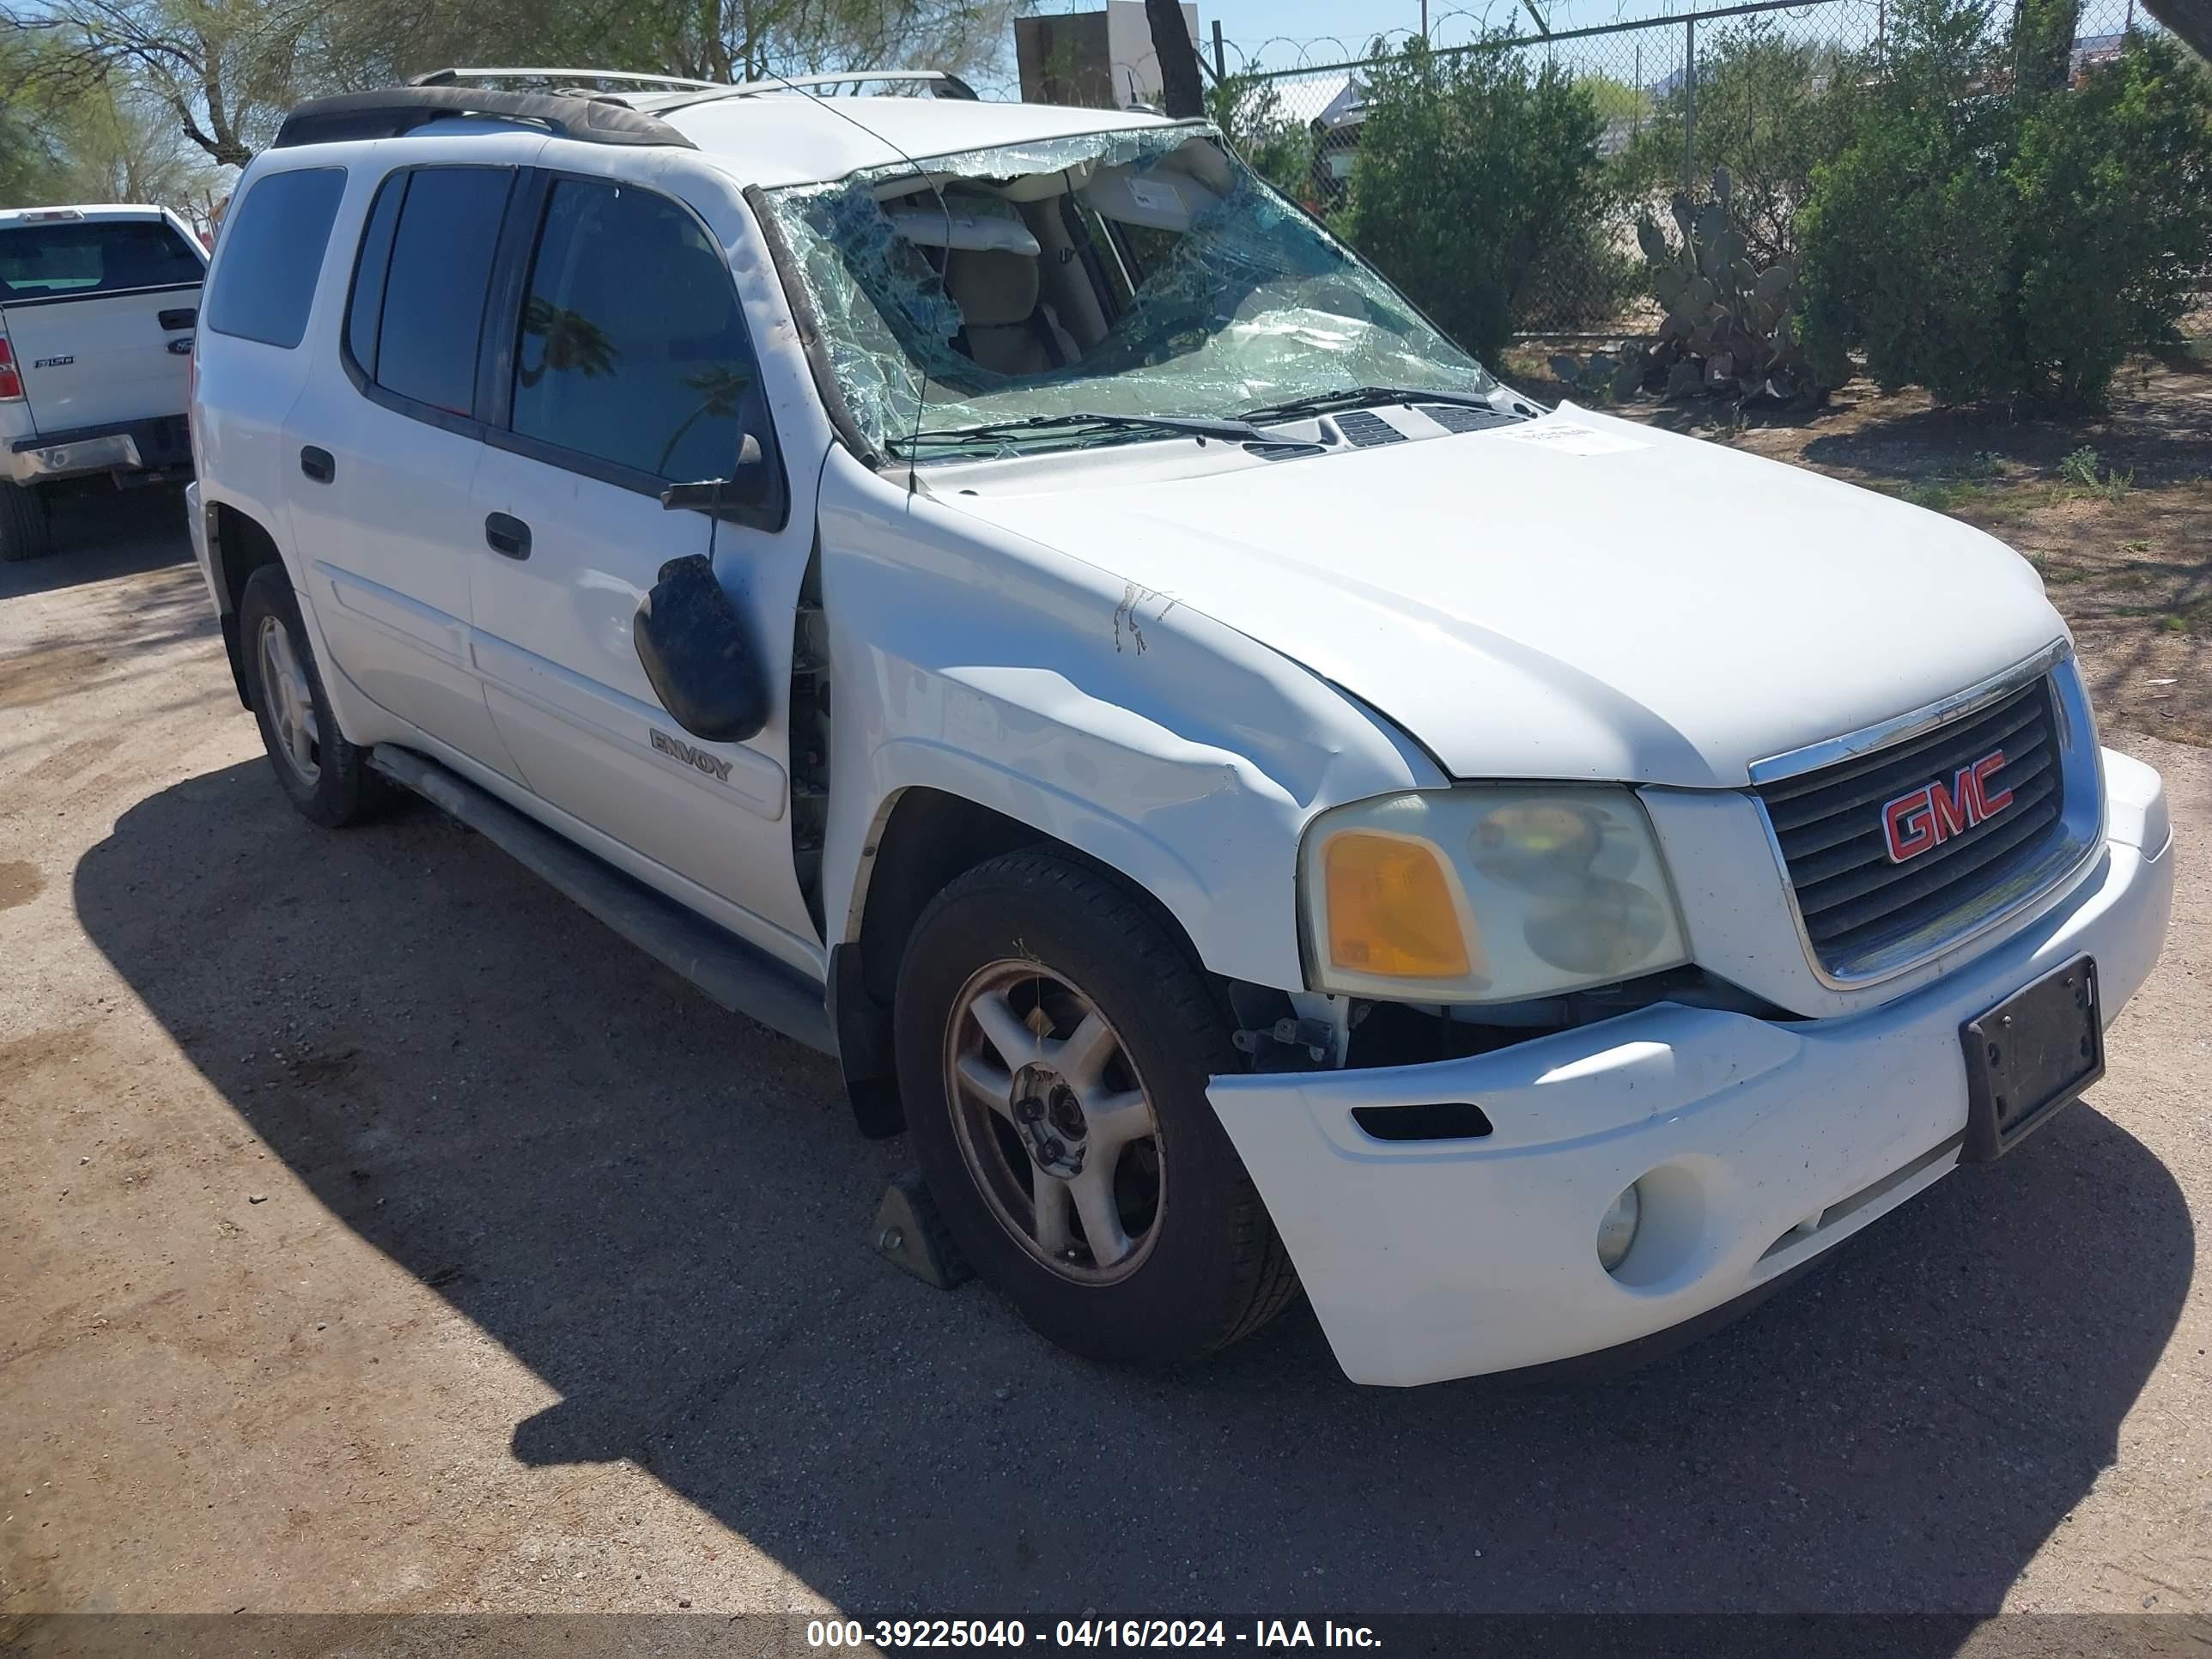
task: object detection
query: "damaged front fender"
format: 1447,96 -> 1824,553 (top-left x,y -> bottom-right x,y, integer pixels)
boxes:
813,446 -> 1437,992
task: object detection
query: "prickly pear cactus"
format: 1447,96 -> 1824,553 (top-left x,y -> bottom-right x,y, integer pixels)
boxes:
1581,167 -> 1829,406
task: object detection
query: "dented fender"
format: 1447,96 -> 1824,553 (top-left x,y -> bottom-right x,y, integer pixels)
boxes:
815,448 -> 1437,991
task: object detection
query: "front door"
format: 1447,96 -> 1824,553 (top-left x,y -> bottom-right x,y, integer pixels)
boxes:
466,170 -> 818,960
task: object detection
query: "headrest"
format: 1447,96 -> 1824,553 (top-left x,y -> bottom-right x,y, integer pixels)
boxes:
943,248 -> 1040,329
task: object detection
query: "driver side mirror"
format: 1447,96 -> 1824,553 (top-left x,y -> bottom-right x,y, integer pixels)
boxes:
632,553 -> 769,744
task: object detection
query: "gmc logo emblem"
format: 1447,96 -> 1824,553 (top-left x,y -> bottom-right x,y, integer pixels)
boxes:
1882,750 -> 2013,864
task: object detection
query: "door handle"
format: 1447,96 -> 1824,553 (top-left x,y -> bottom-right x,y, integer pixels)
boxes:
484,512 -> 532,560
299,446 -> 335,484
158,307 -> 198,331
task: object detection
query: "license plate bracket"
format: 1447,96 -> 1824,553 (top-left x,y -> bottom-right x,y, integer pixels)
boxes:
1959,955 -> 2102,1164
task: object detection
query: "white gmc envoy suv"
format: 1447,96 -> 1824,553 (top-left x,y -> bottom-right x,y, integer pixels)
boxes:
186,70 -> 2175,1387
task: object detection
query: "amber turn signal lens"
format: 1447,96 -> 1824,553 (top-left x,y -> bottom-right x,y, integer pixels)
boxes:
1323,831 -> 1472,979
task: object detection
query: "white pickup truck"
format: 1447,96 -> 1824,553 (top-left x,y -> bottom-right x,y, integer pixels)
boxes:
187,75 -> 2173,1388
0,204 -> 206,560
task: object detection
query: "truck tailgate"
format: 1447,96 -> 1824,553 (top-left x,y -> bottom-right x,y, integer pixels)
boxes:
3,287 -> 198,434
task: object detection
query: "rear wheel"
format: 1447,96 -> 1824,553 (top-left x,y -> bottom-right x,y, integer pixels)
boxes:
0,481 -> 53,562
894,848 -> 1300,1364
239,563 -> 384,828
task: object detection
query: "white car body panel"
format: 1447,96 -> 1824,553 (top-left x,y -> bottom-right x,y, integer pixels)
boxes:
1210,750 -> 2172,1387
815,447 -> 1439,991
461,139 -> 824,947
943,404 -> 2060,789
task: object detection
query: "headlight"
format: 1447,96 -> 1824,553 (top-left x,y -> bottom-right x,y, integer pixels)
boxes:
1299,787 -> 1691,1003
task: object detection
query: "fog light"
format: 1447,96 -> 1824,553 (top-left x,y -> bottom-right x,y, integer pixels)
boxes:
1596,1182 -> 1642,1273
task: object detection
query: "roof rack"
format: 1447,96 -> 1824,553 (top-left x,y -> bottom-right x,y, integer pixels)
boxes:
404,66 -> 979,100
410,67 -> 728,92
271,85 -> 696,150
724,69 -> 979,100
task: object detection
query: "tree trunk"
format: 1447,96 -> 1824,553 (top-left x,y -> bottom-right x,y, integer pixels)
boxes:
1144,0 -> 1204,117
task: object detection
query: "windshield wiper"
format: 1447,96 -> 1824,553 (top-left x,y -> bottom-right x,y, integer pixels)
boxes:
892,410 -> 1310,455
1235,386 -> 1505,424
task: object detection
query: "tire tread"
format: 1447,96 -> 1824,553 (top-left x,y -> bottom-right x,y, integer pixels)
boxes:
926,847 -> 1300,1355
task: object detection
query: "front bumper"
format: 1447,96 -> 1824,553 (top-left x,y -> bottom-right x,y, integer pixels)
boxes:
1208,748 -> 2174,1388
6,415 -> 191,485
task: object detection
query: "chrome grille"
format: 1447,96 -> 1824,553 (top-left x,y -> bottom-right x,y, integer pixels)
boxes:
1755,675 -> 2067,976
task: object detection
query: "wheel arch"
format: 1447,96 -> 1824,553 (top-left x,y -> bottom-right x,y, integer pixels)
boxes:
829,782 -> 1219,1138
207,499 -> 289,708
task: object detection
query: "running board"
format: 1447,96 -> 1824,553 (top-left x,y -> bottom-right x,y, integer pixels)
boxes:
368,746 -> 836,1055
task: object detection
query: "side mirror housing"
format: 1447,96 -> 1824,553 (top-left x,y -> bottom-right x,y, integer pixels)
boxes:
633,554 -> 769,743
659,431 -> 785,527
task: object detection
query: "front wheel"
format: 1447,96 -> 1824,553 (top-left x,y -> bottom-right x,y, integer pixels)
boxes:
894,849 -> 1300,1364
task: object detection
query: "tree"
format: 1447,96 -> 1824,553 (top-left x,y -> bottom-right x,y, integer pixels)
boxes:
1336,36 -> 1609,362
1574,71 -> 1650,124
1797,0 -> 2212,406
0,0 -> 1017,172
2,0 -> 329,167
1611,19 -> 1861,264
1144,0 -> 1202,117
1207,72 -> 1314,200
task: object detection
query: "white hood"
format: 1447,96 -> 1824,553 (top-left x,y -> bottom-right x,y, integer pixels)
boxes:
945,407 -> 2063,788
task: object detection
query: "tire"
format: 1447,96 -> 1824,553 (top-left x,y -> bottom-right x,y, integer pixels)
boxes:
0,481 -> 52,562
238,563 -> 385,828
895,848 -> 1300,1365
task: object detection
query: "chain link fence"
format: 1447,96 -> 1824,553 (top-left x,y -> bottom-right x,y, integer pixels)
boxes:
1221,0 -> 2159,334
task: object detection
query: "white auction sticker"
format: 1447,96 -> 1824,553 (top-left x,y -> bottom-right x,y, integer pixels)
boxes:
1496,420 -> 1650,455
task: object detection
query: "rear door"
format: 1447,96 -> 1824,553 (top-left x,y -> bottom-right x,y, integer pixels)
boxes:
0,213 -> 204,431
283,162 -> 524,778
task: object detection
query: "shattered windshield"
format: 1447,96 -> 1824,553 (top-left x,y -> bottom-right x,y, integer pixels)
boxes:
760,124 -> 1496,457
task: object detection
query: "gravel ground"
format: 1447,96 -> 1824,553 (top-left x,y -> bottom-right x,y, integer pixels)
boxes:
2,495 -> 2208,1633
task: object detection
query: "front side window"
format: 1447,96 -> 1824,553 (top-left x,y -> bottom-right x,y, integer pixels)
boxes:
761,126 -> 1493,458
352,167 -> 512,417
205,169 -> 345,349
510,178 -> 765,483
0,217 -> 204,301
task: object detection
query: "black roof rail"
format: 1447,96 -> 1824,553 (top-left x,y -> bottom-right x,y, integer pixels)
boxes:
271,85 -> 696,150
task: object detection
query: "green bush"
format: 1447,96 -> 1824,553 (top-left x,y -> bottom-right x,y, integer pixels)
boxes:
1334,38 -> 1611,363
1797,0 -> 2212,409
1209,75 -> 1318,204
1613,20 -> 1863,265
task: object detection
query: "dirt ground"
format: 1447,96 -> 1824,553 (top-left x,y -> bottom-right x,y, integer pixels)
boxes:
1509,342 -> 2212,744
2,485 -> 2209,1643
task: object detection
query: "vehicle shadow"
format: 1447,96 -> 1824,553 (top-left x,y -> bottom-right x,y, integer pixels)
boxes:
0,486 -> 193,602
73,760 -> 2194,1625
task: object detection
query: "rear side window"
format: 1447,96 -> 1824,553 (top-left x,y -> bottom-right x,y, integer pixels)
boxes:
0,218 -> 204,301
205,168 -> 346,349
509,178 -> 764,482
349,167 -> 511,418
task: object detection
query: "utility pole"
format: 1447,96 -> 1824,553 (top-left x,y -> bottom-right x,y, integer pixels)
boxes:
1144,0 -> 1206,116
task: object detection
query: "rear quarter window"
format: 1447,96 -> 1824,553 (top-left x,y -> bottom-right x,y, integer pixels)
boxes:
205,167 -> 348,349
0,218 -> 204,301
